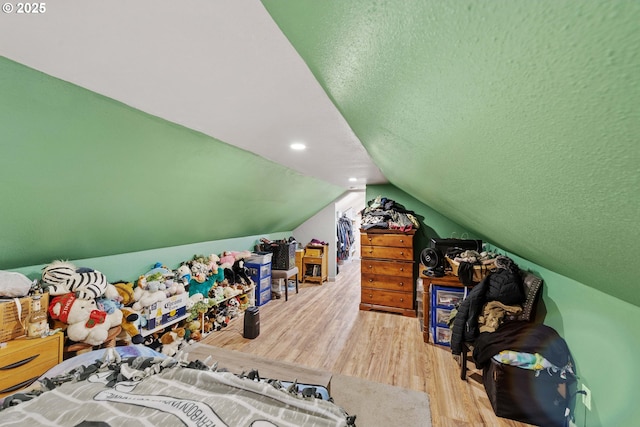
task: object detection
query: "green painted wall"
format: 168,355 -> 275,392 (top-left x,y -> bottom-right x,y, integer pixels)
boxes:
11,232 -> 291,284
262,0 -> 640,309
0,57 -> 343,270
491,245 -> 640,427
368,184 -> 640,427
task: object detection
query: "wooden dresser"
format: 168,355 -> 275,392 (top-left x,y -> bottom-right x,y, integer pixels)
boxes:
360,229 -> 416,317
0,332 -> 63,398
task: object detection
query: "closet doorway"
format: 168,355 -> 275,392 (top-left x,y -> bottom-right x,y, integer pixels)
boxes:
335,190 -> 365,278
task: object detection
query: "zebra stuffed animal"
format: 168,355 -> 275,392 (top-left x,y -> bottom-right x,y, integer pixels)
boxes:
42,260 -> 111,300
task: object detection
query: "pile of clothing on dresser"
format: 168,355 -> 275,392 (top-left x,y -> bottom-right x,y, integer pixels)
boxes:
359,196 -> 420,231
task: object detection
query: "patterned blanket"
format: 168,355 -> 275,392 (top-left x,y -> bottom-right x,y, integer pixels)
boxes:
1,349 -> 353,427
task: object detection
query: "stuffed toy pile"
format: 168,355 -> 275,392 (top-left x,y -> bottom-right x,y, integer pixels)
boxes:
37,248 -> 257,353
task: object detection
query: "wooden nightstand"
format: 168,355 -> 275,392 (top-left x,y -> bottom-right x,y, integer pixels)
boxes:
0,332 -> 63,398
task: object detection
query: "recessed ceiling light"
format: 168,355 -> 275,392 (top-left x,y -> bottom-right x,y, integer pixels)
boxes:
290,143 -> 306,151
348,177 -> 358,182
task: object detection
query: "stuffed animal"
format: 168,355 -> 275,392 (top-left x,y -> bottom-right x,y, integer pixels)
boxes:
132,275 -> 167,311
238,293 -> 250,310
119,308 -> 144,344
202,316 -> 215,333
218,253 -> 236,270
95,296 -> 124,332
175,264 -> 191,283
187,293 -> 204,310
209,268 -> 225,290
186,257 -> 221,298
188,275 -> 217,298
160,327 -> 186,356
231,259 -> 252,287
113,281 -> 136,306
48,293 -> 118,346
144,263 -> 174,280
188,259 -> 210,283
223,286 -> 240,299
41,260 -> 120,301
207,254 -> 221,273
143,332 -> 163,352
225,297 -> 241,319
185,320 -> 202,342
211,286 -> 226,304
225,250 -> 252,262
142,262 -> 181,296
214,312 -> 228,331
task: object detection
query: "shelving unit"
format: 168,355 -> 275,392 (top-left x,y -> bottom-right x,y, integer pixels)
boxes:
140,285 -> 256,338
140,313 -> 190,337
302,244 -> 328,284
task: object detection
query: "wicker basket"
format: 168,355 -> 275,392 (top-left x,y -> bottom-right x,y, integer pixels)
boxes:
265,242 -> 296,270
0,293 -> 49,342
446,257 -> 495,283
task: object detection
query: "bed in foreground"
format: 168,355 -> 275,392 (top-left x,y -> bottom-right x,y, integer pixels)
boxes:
1,346 -> 354,427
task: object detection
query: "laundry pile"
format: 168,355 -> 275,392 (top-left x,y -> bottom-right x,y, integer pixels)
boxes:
359,196 -> 420,231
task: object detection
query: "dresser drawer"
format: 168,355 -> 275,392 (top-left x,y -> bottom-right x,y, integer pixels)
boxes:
361,233 -> 412,248
0,333 -> 63,397
361,245 -> 413,261
361,259 -> 413,278
361,273 -> 412,291
361,288 -> 413,309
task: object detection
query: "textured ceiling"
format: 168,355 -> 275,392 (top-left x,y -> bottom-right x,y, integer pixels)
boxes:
262,0 -> 640,306
0,1 -> 638,307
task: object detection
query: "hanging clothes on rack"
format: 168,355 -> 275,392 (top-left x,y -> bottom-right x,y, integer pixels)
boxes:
337,215 -> 354,261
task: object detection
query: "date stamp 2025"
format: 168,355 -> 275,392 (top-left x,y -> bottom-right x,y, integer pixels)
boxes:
2,2 -> 46,14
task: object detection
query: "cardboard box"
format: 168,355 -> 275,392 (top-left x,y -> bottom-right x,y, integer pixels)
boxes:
144,293 -> 188,330
0,293 -> 49,342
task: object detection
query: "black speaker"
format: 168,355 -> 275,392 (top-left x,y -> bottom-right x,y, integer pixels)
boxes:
243,306 -> 260,339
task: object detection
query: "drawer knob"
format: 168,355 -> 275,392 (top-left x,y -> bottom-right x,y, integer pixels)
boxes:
369,294 -> 373,298
400,298 -> 404,302
368,265 -> 373,269
400,268 -> 404,271
368,237 -> 372,241
369,250 -> 373,254
400,251 -> 404,255
400,239 -> 404,243
369,279 -> 373,282
399,282 -> 404,286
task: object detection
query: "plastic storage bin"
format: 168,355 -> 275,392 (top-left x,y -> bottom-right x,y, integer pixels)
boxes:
431,285 -> 465,346
256,287 -> 271,306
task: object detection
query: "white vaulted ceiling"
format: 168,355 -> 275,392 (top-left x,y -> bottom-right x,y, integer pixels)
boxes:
0,0 -> 385,189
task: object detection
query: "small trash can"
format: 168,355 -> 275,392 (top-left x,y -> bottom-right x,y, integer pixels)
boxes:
243,306 -> 260,339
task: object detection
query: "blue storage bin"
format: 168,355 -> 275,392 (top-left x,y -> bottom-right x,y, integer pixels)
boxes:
431,285 -> 465,346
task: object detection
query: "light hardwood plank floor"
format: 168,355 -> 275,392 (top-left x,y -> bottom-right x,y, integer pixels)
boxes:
200,259 -> 533,427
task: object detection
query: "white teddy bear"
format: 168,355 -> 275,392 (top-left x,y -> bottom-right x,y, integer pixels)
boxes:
132,275 -> 167,311
48,293 -> 122,346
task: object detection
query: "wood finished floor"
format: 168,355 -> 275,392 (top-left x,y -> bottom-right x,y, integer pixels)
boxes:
200,259 -> 533,427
